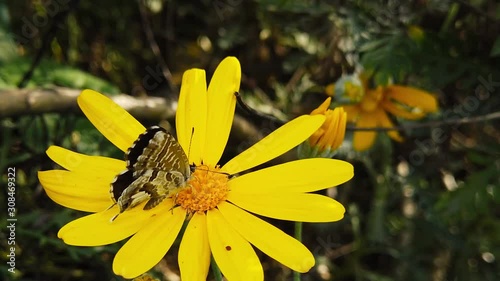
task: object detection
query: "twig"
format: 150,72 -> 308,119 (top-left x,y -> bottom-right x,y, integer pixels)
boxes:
137,0 -> 177,93
325,242 -> 355,260
4,87 -> 497,143
0,87 -> 262,145
347,111 -> 500,131
285,67 -> 306,93
0,87 -> 175,121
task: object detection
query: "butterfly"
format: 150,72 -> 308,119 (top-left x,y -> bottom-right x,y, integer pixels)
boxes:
109,126 -> 191,221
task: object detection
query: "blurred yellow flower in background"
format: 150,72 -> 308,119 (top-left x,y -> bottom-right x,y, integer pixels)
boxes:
326,74 -> 365,104
328,72 -> 438,151
407,25 -> 425,42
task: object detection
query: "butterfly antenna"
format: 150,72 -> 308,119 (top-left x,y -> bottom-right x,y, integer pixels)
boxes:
188,127 -> 195,164
192,166 -> 231,177
106,202 -> 117,211
234,92 -> 284,125
187,127 -> 231,177
110,213 -> 120,222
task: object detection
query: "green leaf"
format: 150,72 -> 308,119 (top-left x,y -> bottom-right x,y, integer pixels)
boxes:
359,37 -> 391,52
489,36 -> 500,57
0,57 -> 120,93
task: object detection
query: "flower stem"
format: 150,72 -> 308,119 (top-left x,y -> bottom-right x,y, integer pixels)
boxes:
365,137 -> 393,243
440,2 -> 460,35
294,221 -> 303,281
211,255 -> 223,281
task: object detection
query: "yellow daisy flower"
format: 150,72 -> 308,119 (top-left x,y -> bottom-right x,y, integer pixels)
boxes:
38,57 -> 354,280
342,74 -> 438,151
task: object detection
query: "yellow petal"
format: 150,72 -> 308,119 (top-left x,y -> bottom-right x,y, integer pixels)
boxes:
207,208 -> 263,281
381,100 -> 427,120
176,69 -> 207,165
359,71 -> 372,90
113,203 -> 186,279
325,83 -> 335,96
58,202 -> 163,246
228,158 -> 353,194
321,107 -> 346,151
318,114 -> 337,150
203,57 -> 241,166
353,112 -> 377,151
331,108 -> 347,149
343,105 -> 360,122
310,97 -> 331,115
46,146 -> 125,175
218,202 -> 315,272
179,213 -> 211,281
38,170 -> 113,212
375,110 -> 403,142
385,85 -> 438,112
227,193 -> 345,222
222,115 -> 325,175
78,89 -> 146,152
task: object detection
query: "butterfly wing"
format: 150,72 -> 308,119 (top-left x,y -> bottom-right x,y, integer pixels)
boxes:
110,126 -> 191,216
139,169 -> 187,210
110,169 -> 134,204
126,126 -> 191,178
112,169 -> 187,213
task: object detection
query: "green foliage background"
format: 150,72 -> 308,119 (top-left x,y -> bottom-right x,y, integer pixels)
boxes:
0,0 -> 499,280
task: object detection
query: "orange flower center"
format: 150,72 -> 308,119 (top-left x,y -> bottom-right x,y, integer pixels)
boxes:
175,165 -> 229,213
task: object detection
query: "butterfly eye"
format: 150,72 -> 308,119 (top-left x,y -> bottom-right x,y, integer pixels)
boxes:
117,196 -> 131,212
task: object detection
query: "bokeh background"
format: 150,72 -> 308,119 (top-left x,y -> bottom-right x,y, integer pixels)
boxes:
1,0 -> 499,280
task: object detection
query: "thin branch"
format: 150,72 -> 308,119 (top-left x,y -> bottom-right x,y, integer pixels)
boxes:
3,87 -> 497,140
0,87 -> 175,121
347,111 -> 500,131
285,67 -> 306,93
0,87 -> 261,144
137,0 -> 177,93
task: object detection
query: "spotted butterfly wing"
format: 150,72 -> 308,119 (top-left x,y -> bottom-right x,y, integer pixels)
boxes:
110,126 -> 190,219
125,126 -> 190,175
